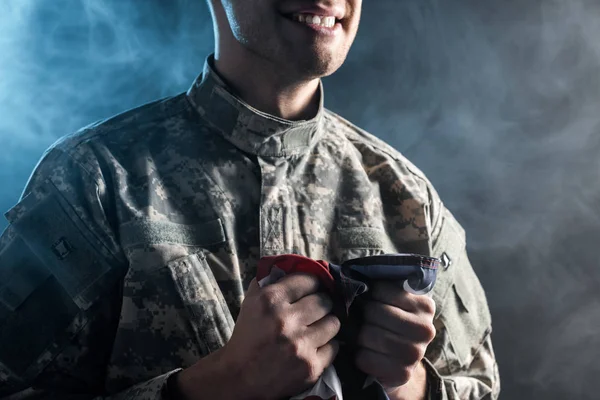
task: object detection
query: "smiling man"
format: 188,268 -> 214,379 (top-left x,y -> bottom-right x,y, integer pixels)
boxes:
0,1 -> 499,400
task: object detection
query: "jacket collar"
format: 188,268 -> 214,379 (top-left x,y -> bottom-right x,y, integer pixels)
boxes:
186,55 -> 326,157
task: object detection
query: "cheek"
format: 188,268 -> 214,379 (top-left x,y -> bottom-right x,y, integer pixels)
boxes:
231,5 -> 279,44
342,13 -> 361,44
223,2 -> 258,38
351,13 -> 362,36
350,0 -> 363,26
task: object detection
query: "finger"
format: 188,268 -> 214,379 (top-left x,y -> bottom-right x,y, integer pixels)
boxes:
356,348 -> 413,386
357,324 -> 423,361
305,314 -> 341,348
370,281 -> 426,313
267,273 -> 321,304
316,339 -> 340,371
291,292 -> 334,326
362,300 -> 436,342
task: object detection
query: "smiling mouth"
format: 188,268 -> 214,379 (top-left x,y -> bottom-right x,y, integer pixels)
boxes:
284,12 -> 342,30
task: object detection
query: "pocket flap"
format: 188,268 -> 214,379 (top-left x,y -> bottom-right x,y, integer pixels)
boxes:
433,211 -> 492,369
431,209 -> 466,315
441,275 -> 492,369
0,235 -> 51,311
166,252 -> 235,354
120,218 -> 226,248
0,231 -> 81,377
336,227 -> 389,249
7,182 -> 122,310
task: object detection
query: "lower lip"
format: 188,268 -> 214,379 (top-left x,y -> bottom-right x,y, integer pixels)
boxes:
284,15 -> 342,36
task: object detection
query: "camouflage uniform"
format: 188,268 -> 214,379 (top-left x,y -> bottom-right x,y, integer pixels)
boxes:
0,56 -> 500,400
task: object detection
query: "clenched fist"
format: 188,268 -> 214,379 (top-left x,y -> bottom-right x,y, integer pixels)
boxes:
174,273 -> 341,400
356,280 -> 436,399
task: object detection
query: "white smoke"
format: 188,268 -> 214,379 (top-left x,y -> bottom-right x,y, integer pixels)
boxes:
1,1 -> 599,398
0,0 -> 213,212
327,1 -> 600,398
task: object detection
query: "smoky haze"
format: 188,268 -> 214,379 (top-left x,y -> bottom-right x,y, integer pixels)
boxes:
0,0 -> 598,399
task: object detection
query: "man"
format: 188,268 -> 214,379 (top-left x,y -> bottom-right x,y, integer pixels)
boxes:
0,0 -> 499,399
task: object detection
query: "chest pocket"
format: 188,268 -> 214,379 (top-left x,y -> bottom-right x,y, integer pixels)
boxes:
0,184 -> 124,380
166,251 -> 235,354
108,217 -> 235,389
428,209 -> 492,374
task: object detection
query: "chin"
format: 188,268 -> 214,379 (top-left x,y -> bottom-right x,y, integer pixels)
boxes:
290,52 -> 346,79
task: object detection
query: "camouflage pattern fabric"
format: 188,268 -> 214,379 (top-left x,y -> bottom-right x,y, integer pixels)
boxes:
0,55 -> 500,399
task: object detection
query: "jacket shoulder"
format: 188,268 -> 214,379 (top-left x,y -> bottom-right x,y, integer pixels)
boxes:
50,93 -> 190,157
323,109 -> 433,186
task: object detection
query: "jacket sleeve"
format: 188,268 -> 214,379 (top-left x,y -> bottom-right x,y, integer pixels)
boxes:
0,147 -> 180,400
352,141 -> 500,400
424,202 -> 501,400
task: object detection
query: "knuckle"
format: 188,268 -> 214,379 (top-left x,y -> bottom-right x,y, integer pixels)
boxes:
273,314 -> 294,338
414,320 -> 436,341
306,361 -> 323,383
328,314 -> 342,334
419,321 -> 436,342
283,336 -> 304,359
293,348 -> 321,383
420,297 -> 436,315
260,287 -> 284,311
426,324 -> 437,341
397,366 -> 412,385
292,341 -> 305,359
404,344 -> 424,363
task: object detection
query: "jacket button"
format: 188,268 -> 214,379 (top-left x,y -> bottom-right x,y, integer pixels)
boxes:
440,252 -> 452,270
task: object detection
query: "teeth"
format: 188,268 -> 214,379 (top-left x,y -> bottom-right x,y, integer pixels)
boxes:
292,13 -> 337,28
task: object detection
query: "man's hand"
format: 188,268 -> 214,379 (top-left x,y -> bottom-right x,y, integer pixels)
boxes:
356,281 -> 436,399
174,273 -> 341,400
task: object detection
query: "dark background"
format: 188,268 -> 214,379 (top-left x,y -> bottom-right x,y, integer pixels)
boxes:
1,1 -> 599,398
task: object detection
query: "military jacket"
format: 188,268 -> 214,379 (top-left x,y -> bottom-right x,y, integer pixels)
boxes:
0,56 -> 499,400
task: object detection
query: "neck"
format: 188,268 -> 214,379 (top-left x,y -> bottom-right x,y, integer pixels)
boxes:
213,49 -> 321,121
